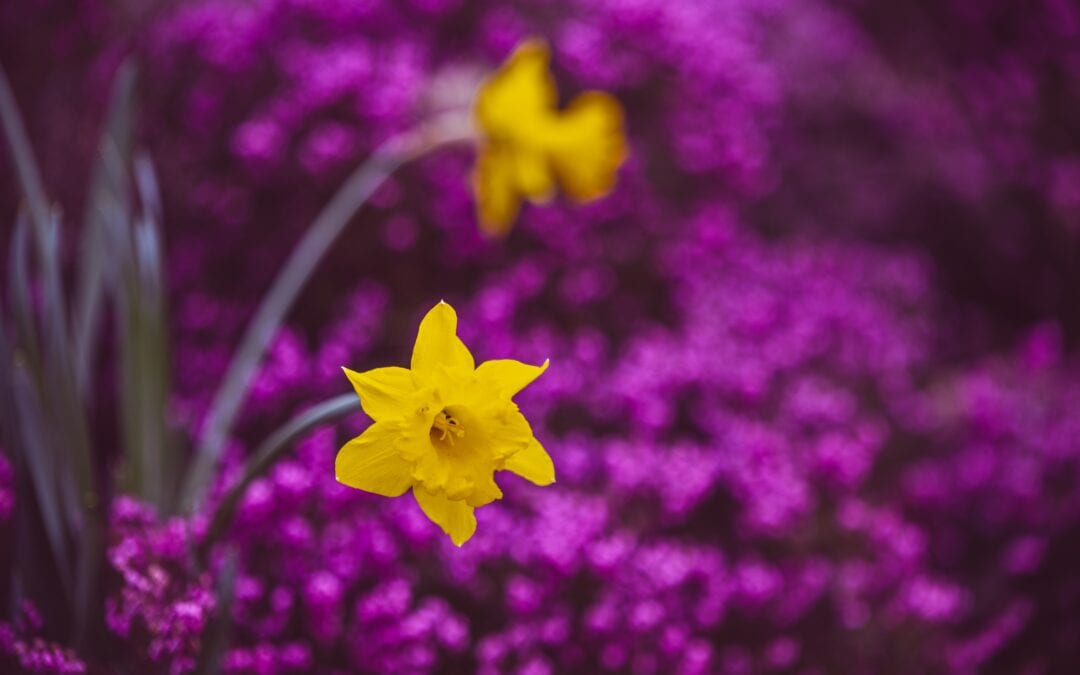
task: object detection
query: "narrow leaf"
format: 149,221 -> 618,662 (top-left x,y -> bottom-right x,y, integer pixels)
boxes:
74,60 -> 138,396
34,209 -> 87,530
0,63 -> 50,233
125,153 -> 174,510
34,208 -> 101,644
0,322 -> 74,606
7,210 -> 39,369
134,150 -> 161,222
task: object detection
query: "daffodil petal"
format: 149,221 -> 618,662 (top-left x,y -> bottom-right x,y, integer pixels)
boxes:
474,38 -> 556,135
504,437 -> 555,486
513,148 -> 555,202
549,91 -> 627,202
335,423 -> 414,497
474,358 -> 549,399
411,302 -> 475,379
473,144 -> 522,237
342,366 -> 416,422
396,403 -> 439,462
414,487 -> 477,546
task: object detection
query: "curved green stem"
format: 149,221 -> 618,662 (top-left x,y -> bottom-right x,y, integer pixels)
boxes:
197,393 -> 359,566
180,127 -> 471,513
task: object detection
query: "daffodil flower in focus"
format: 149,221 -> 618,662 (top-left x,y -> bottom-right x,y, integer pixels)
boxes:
335,301 -> 554,546
472,38 -> 628,236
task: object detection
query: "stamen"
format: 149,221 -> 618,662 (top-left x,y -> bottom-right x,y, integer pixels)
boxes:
431,409 -> 466,446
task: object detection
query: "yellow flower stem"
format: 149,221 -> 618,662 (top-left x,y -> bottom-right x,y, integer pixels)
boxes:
196,392 -> 359,568
180,122 -> 475,514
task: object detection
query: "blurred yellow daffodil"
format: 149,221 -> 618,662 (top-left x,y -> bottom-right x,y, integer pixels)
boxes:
472,38 -> 628,236
336,301 -> 554,546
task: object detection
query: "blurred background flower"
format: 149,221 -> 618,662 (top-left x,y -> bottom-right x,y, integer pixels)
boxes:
2,0 -> 1080,673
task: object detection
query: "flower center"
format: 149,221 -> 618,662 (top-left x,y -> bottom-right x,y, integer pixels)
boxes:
431,408 -> 466,447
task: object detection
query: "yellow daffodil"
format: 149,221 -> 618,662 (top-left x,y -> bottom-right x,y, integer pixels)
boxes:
472,38 -> 628,236
335,301 -> 555,546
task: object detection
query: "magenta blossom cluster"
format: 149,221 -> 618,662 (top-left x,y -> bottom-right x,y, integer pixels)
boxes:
0,604 -> 85,674
759,0 -> 1080,326
899,325 -> 1080,674
105,497 -> 216,674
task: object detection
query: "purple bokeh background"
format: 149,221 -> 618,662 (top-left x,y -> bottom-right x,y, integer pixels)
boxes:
3,0 -> 1080,672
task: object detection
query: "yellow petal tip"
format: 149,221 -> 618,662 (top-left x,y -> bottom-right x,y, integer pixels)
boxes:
451,527 -> 476,547
515,37 -> 550,59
